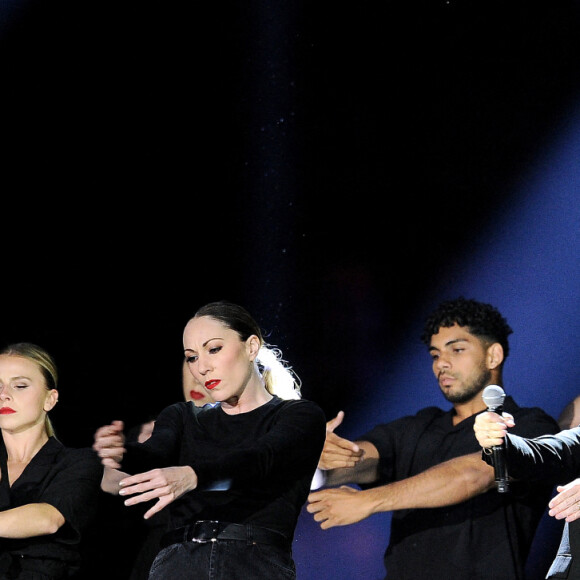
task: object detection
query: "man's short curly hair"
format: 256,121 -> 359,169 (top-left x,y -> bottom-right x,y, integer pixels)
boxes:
420,297 -> 513,359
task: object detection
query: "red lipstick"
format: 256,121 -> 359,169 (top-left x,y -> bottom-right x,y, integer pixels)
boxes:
189,390 -> 205,400
205,380 -> 220,390
0,408 -> 16,414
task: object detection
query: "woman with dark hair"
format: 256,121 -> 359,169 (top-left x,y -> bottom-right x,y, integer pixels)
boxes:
94,301 -> 326,579
0,342 -> 103,579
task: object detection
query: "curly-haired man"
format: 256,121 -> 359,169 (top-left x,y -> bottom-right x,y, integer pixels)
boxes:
308,297 -> 559,580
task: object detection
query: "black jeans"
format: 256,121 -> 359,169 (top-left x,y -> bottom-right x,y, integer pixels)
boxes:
150,522 -> 296,580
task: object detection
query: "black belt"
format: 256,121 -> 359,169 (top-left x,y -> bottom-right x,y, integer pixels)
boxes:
160,520 -> 290,550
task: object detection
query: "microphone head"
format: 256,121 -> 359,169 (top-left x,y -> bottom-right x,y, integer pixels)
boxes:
482,385 -> 506,410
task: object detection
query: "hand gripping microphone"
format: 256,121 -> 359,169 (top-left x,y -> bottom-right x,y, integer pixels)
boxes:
481,385 -> 509,493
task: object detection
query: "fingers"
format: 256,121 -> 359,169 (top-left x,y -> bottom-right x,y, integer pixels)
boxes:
473,411 -> 511,448
307,490 -> 326,506
549,493 -> 580,521
319,432 -> 364,470
549,479 -> 580,522
119,470 -> 169,505
501,412 -> 515,427
122,484 -> 172,506
117,469 -> 181,519
306,487 -> 360,530
93,422 -> 125,449
93,422 -> 126,467
326,431 -> 361,453
326,411 -> 345,433
143,495 -> 174,520
120,469 -> 160,486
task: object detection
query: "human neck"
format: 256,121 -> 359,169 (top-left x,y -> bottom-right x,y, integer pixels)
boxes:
2,426 -> 49,463
221,381 -> 273,415
453,398 -> 488,425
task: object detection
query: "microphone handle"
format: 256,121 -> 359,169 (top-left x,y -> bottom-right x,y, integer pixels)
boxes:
488,403 -> 509,493
491,442 -> 509,493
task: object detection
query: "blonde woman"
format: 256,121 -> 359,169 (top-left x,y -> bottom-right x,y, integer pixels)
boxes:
0,343 -> 103,579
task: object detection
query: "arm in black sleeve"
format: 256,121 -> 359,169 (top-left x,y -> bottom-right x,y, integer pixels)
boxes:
42,447 -> 104,539
483,427 -> 580,483
121,403 -> 185,474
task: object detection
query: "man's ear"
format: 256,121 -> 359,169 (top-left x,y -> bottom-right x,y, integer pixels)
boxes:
487,343 -> 504,370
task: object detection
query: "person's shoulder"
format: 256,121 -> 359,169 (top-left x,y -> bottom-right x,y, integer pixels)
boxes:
558,395 -> 580,430
158,400 -> 194,418
506,397 -> 560,433
273,396 -> 326,419
505,396 -> 553,418
398,406 -> 446,427
368,406 -> 442,427
276,396 -> 322,410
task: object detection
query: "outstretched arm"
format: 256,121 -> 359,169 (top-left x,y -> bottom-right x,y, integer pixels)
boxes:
307,452 -> 495,528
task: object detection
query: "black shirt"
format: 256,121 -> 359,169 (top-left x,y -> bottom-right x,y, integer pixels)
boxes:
360,396 -> 559,580
121,396 -> 327,540
0,436 -> 103,578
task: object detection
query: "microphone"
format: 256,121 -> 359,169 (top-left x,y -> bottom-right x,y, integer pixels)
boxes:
481,385 -> 509,493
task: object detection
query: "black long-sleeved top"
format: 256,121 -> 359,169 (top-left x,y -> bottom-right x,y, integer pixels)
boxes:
121,396 -> 327,541
0,436 -> 104,578
486,427 -> 580,579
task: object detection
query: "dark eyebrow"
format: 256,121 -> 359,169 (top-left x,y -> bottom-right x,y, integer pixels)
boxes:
429,338 -> 469,352
184,337 -> 223,354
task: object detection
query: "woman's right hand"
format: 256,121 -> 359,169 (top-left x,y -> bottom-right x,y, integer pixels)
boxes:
93,420 -> 126,469
473,411 -> 515,448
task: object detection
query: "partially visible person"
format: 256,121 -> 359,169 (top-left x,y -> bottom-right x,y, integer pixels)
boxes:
94,301 -> 326,580
558,395 -> 580,430
307,297 -> 560,580
0,342 -> 103,579
181,357 -> 215,407
130,359 -> 215,445
475,405 -> 580,579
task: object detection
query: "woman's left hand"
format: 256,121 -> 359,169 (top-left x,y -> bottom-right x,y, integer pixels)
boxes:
118,466 -> 198,519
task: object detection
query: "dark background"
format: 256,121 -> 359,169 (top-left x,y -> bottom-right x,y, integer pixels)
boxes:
2,1 -> 580,578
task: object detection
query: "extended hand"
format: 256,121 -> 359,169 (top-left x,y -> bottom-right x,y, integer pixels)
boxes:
319,411 -> 365,470
549,478 -> 580,523
118,466 -> 198,520
306,486 -> 373,528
